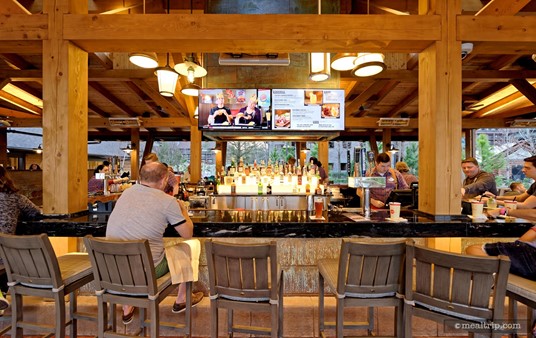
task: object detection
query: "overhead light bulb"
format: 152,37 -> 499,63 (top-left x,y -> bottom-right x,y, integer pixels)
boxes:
187,67 -> 195,83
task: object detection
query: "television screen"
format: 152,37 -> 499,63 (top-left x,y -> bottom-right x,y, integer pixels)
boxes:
198,88 -> 345,131
198,89 -> 271,130
272,89 -> 345,131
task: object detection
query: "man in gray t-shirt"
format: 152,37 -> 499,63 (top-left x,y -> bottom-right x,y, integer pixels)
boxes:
106,162 -> 201,323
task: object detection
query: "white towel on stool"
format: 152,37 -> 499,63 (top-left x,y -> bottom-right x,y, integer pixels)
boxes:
164,239 -> 200,285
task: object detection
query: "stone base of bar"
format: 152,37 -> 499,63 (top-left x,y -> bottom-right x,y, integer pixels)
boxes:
0,295 -> 528,337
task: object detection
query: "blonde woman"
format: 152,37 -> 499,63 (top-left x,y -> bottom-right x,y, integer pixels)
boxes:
236,95 -> 261,126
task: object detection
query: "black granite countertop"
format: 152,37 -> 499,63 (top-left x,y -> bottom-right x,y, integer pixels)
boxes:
16,209 -> 534,238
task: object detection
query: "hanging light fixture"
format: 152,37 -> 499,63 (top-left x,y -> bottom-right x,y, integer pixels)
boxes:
174,54 -> 207,79
155,53 -> 179,97
128,1 -> 158,69
331,53 -> 358,71
120,143 -> 134,154
129,52 -> 159,68
309,53 -> 331,82
181,82 -> 200,97
194,106 -> 199,119
353,53 -> 386,77
35,144 -> 43,154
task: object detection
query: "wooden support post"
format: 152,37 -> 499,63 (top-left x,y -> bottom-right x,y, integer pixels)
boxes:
42,0 -> 88,215
215,142 -> 223,176
130,129 -> 139,181
418,0 -> 462,216
464,129 -> 475,160
190,127 -> 202,183
318,141 -> 329,180
220,141 -> 227,171
0,128 -> 7,167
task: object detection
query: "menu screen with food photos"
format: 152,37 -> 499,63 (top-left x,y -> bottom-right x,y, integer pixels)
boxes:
198,88 -> 344,131
198,89 -> 272,130
271,89 -> 345,131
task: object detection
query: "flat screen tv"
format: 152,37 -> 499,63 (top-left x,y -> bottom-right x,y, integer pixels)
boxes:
198,89 -> 272,130
198,88 -> 345,131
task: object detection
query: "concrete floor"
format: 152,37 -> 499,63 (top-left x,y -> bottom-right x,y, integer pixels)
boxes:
0,294 -> 531,337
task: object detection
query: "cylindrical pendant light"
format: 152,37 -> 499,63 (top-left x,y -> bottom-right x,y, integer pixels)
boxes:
309,53 -> 331,82
353,53 -> 386,77
331,53 -> 358,71
128,52 -> 159,68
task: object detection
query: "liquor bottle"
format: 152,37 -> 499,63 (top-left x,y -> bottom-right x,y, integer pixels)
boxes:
238,157 -> 244,173
231,180 -> 236,195
258,180 -> 263,195
266,182 -> 272,195
230,160 -> 236,176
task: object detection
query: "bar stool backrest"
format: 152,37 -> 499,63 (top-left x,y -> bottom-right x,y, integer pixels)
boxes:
84,236 -> 158,297
337,240 -> 406,297
0,233 -> 62,289
206,240 -> 278,302
405,242 -> 510,323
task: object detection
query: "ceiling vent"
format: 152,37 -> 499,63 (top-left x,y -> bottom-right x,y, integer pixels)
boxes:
218,53 -> 290,66
377,118 -> 410,127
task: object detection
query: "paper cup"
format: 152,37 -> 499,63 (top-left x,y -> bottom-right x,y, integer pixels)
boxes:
389,202 -> 401,219
504,201 -> 517,210
471,202 -> 484,217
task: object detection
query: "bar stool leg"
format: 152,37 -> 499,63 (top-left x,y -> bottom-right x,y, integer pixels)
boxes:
55,290 -> 66,338
318,272 -> 325,337
210,297 -> 218,338
11,291 -> 22,338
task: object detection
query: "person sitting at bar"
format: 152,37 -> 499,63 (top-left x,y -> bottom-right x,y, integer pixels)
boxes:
480,155 -> 536,209
504,181 -> 527,196
236,94 -> 262,126
88,164 -> 108,194
356,152 -> 408,208
395,161 -> 418,185
461,157 -> 497,199
0,165 -> 42,311
144,153 -> 178,196
208,93 -> 232,125
28,163 -> 41,171
466,224 -> 536,281
106,162 -> 203,325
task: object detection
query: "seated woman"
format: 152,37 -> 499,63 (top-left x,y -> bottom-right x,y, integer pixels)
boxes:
236,95 -> 262,126
0,165 -> 42,310
88,164 -> 107,194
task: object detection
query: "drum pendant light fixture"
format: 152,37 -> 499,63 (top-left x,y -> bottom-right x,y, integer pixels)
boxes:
128,1 -> 158,69
353,53 -> 386,77
331,53 -> 358,71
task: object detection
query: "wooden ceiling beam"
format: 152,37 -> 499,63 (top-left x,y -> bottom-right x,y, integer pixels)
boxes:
129,79 -> 183,117
345,80 -> 389,115
89,81 -> 138,117
509,79 -> 536,105
0,0 -> 32,14
386,89 -> 418,117
90,52 -> 114,69
8,116 -> 191,128
459,16 -> 536,43
475,0 -> 531,16
62,14 -> 441,53
0,91 -> 41,115
0,53 -> 35,70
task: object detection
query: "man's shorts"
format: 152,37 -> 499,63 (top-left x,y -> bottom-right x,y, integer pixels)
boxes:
484,240 -> 536,281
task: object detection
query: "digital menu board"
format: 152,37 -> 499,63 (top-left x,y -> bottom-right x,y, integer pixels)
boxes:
271,89 -> 345,131
198,88 -> 345,131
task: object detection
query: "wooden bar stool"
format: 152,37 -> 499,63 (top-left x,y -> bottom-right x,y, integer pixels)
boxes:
0,233 -> 95,338
84,235 -> 193,338
205,240 -> 283,338
318,240 -> 406,338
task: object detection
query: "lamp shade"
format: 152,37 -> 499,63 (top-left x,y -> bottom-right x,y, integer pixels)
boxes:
155,66 -> 179,97
35,144 -> 43,154
309,53 -> 331,82
128,52 -> 158,68
331,53 -> 357,71
353,53 -> 386,77
181,82 -> 200,97
174,60 -> 207,78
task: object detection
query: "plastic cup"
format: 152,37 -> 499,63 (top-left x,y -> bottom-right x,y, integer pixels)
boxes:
471,202 -> 484,217
314,197 -> 323,218
389,202 -> 401,219
504,201 -> 517,210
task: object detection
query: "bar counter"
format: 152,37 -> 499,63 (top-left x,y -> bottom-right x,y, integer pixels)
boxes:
17,209 -> 533,238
